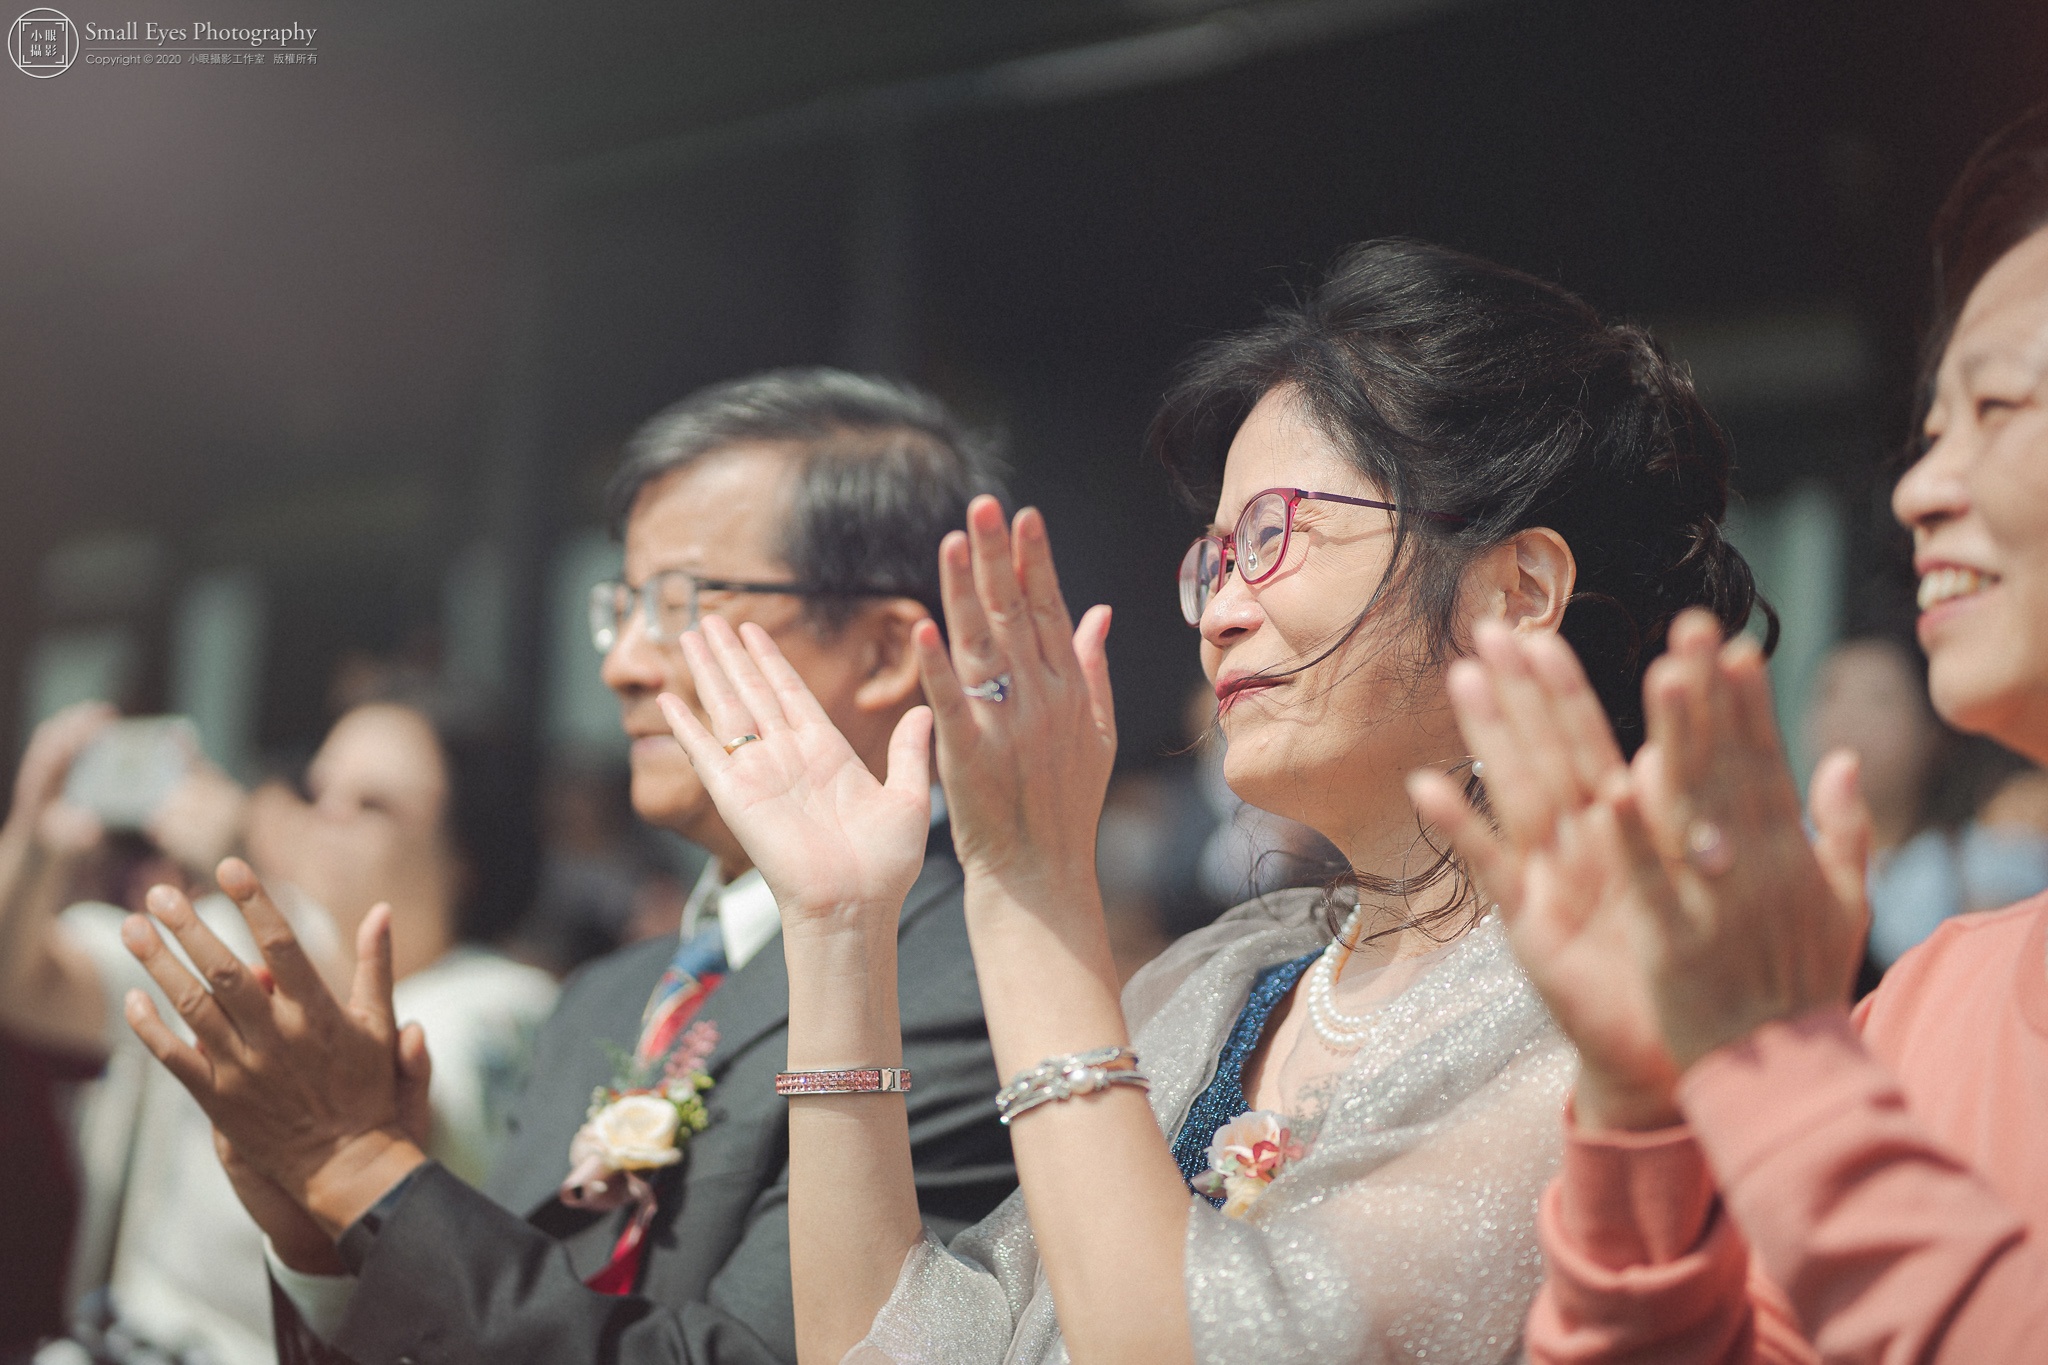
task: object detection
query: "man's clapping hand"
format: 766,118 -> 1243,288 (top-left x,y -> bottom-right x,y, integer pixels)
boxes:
216,1017 -> 434,1274
121,856 -> 429,1239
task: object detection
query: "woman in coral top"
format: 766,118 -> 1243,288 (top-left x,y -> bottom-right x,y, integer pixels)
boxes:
1408,105 -> 2048,1365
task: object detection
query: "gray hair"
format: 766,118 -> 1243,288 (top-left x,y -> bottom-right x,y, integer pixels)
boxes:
604,368 -> 1007,632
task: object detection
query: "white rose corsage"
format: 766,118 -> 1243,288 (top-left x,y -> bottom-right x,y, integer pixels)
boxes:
560,1020 -> 718,1212
1190,1109 -> 1306,1219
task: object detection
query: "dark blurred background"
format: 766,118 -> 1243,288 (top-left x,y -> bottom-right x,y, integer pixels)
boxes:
4,0 -> 2045,962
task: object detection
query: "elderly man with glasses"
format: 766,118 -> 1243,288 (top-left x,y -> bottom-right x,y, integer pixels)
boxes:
123,369 -> 1019,1365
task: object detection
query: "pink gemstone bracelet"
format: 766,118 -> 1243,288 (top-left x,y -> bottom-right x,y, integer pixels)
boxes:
774,1067 -> 913,1096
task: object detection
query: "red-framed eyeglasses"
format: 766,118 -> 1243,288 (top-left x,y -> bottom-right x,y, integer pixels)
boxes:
1177,486 -> 1465,625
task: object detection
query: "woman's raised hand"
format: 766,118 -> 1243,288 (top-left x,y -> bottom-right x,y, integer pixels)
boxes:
7,701 -> 116,856
1409,622 -> 1684,1130
911,497 -> 1116,899
659,616 -> 935,926
1412,612 -> 1875,1128
1625,610 -> 1871,1070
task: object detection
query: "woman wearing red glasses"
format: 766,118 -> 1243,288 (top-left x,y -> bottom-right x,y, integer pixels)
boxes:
664,239 -> 1770,1364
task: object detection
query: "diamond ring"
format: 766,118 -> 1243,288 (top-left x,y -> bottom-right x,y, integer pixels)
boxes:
1685,819 -> 1733,876
962,672 -> 1013,704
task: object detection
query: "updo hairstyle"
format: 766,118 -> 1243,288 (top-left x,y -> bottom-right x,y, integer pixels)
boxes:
1148,238 -> 1775,758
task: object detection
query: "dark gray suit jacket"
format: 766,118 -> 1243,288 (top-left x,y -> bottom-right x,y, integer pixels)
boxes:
278,833 -> 1013,1365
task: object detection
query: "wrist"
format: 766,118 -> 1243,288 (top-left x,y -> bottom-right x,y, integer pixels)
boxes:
963,867 -> 1112,948
781,917 -> 903,1073
779,898 -> 902,946
1571,1069 -> 1683,1133
300,1131 -> 426,1239
963,882 -> 1119,996
268,1227 -> 347,1277
960,854 -> 1098,903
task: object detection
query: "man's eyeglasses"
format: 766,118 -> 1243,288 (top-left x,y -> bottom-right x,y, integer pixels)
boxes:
588,570 -> 897,653
1177,487 -> 1466,626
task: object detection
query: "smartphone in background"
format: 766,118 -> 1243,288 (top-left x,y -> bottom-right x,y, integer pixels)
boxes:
63,716 -> 201,831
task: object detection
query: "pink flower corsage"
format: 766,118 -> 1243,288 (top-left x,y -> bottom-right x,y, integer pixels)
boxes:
560,1020 -> 719,1212
1191,1109 -> 1306,1218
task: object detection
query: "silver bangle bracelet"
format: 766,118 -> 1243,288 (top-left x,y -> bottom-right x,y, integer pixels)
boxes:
994,1045 -> 1150,1126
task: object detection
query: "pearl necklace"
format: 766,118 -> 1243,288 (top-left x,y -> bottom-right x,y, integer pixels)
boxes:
1304,904 -> 1376,1052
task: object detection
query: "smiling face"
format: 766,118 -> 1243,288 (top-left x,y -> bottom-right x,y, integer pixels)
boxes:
1894,226 -> 2048,757
1196,388 -> 1466,861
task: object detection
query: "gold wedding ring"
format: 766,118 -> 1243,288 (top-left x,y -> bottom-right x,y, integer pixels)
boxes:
723,734 -> 762,755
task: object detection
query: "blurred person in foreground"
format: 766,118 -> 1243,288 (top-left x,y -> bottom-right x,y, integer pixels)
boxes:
0,695 -> 556,1365
122,370 -> 1015,1365
1807,635 -> 2048,973
1417,104 -> 2048,1363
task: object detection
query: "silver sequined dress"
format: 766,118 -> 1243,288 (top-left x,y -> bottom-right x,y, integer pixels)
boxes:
846,888 -> 1574,1365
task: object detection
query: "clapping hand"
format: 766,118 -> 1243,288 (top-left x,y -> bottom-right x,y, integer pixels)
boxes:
1408,622 -> 1685,1129
1412,612 -> 1872,1129
659,615 -> 936,928
1622,611 -> 1870,1069
910,497 -> 1116,903
214,1018 -> 434,1273
121,858 -> 428,1236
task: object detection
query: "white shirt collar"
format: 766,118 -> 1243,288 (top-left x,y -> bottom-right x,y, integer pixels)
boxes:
679,861 -> 783,972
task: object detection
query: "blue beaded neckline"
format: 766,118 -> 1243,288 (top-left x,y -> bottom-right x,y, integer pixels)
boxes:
1170,949 -> 1320,1205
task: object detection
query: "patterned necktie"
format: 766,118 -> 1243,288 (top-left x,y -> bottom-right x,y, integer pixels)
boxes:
584,916 -> 730,1296
634,919 -> 729,1068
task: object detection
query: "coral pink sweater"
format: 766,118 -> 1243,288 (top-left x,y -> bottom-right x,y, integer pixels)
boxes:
1525,894 -> 2048,1364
